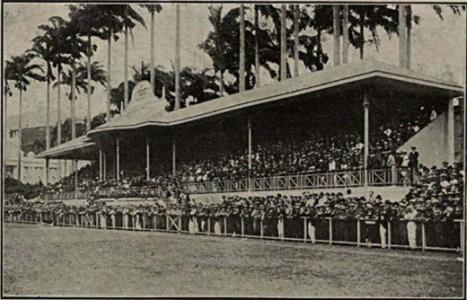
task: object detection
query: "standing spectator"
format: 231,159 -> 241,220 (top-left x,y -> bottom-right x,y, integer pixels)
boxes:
408,147 -> 419,185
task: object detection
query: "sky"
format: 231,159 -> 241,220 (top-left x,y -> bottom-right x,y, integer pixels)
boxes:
3,3 -> 466,129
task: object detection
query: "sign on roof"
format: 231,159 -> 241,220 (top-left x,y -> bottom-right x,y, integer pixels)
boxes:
127,81 -> 158,112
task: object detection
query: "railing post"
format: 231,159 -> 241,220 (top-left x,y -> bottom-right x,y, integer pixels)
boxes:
154,215 -> 157,231
357,220 -> 361,247
422,222 -> 426,251
281,218 -> 284,241
166,215 -> 169,232
303,217 -> 307,243
224,217 -> 227,236
241,217 -> 244,238
260,220 -> 264,239
387,221 -> 391,249
178,217 -> 182,233
329,218 -> 333,245
207,217 -> 211,236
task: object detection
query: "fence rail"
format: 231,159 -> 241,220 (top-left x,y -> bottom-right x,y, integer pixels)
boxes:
43,168 -> 407,200
5,212 -> 463,253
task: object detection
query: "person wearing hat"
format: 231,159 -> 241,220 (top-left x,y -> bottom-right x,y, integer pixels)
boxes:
408,146 -> 419,185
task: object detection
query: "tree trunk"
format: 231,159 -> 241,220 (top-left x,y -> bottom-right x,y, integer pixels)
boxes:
57,65 -> 62,146
150,10 -> 155,93
175,4 -> 181,109
359,9 -> 364,59
87,33 -> 92,132
294,4 -> 299,77
255,5 -> 260,87
18,88 -> 22,181
317,29 -> 323,70
406,5 -> 412,69
342,5 -> 350,64
71,60 -> 76,140
239,4 -> 245,92
3,87 -> 7,178
280,5 -> 287,81
107,29 -> 112,120
124,6 -> 129,110
46,63 -> 50,150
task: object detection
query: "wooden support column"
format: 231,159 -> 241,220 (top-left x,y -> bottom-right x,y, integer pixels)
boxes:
342,5 -> 349,64
45,158 -> 50,187
448,98 -> 456,164
333,5 -> 341,67
99,145 -> 103,181
103,152 -> 107,181
146,136 -> 150,181
172,138 -> 176,176
74,160 -> 78,199
363,93 -> 370,186
248,117 -> 253,192
116,136 -> 120,182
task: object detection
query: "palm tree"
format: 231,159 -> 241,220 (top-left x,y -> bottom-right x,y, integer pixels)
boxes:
140,4 -> 163,93
122,4 -> 146,110
54,61 -> 106,130
3,59 -> 14,175
7,53 -> 45,180
30,31 -> 57,151
41,16 -> 71,148
68,4 -> 107,132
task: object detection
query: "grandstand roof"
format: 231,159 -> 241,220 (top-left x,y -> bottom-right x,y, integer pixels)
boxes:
87,58 -> 463,137
38,59 -> 464,160
36,136 -> 96,159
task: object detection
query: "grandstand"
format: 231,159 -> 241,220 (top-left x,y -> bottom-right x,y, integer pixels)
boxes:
37,59 -> 464,203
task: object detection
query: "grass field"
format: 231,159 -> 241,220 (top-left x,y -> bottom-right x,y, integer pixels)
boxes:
3,223 -> 464,297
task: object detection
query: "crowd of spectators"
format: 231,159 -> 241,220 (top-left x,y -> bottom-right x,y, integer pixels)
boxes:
44,105 -> 441,193
7,159 -> 464,249
173,105 -> 436,183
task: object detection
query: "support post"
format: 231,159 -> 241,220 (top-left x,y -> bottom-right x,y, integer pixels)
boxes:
333,5 -> 341,67
207,217 -> 211,236
329,218 -> 333,245
357,220 -> 361,247
448,98 -> 456,164
304,217 -> 308,243
74,160 -> 78,199
421,222 -> 426,251
116,136 -> 120,182
399,5 -> 407,68
241,217 -> 244,238
99,145 -> 103,181
363,93 -> 370,186
45,158 -> 49,187
103,152 -> 106,181
248,117 -> 253,192
342,5 -> 349,64
387,221 -> 391,249
224,217 -> 227,236
146,136 -> 150,181
172,137 -> 176,176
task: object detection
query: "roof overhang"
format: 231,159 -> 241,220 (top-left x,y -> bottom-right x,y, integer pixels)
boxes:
39,59 -> 464,160
36,136 -> 96,160
86,59 -> 463,139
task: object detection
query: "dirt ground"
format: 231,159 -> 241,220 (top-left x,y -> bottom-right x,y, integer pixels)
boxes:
3,223 -> 464,297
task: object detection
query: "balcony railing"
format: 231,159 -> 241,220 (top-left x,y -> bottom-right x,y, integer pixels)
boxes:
43,168 -> 407,200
